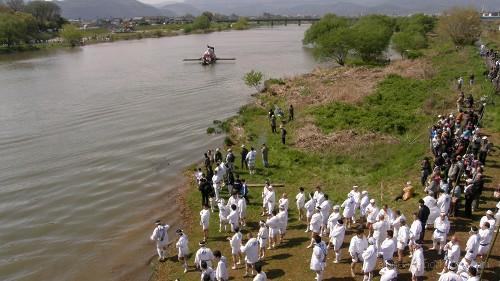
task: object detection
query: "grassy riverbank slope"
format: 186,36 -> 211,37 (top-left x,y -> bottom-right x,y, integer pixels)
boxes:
150,36 -> 500,280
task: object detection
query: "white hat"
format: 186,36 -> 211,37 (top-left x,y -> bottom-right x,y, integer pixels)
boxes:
406,181 -> 412,185
333,205 -> 340,210
370,199 -> 375,203
353,185 -> 359,189
438,115 -> 442,118
486,210 -> 493,215
466,179 -> 473,184
227,148 -> 232,152
241,144 -> 245,148
482,136 -> 488,140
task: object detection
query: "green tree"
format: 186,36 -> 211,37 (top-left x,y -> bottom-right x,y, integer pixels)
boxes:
201,11 -> 214,22
192,15 -> 210,30
392,31 -> 427,58
59,24 -> 82,47
438,7 -> 481,46
232,17 -> 249,30
352,15 -> 394,62
24,0 -> 64,31
314,27 -> 354,65
243,70 -> 264,92
0,12 -> 26,47
303,14 -> 350,44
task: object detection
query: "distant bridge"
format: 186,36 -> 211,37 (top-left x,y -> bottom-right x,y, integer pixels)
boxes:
215,17 -> 321,26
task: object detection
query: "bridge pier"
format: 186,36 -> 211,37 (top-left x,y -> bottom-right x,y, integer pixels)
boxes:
298,20 -> 301,26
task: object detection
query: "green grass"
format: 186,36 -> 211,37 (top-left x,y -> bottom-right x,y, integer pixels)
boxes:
152,37 -> 497,281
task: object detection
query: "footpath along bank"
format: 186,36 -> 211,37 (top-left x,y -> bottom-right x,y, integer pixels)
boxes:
150,36 -> 500,281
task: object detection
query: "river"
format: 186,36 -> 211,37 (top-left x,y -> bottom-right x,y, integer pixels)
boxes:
0,25 -> 317,281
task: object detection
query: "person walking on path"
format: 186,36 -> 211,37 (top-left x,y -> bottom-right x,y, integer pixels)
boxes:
280,125 -> 287,145
214,250 -> 228,281
417,199 -> 430,241
175,229 -> 189,273
270,115 -> 277,133
261,144 -> 269,168
310,235 -> 327,281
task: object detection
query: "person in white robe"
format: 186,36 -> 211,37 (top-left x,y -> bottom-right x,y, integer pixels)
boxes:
379,260 -> 398,281
201,262 -> 216,281
379,230 -> 396,261
212,171 -> 222,201
175,229 -> 189,273
366,199 -> 379,236
310,235 -> 327,281
264,185 -> 276,215
313,186 -> 325,207
320,195 -> 332,235
342,195 -> 356,229
217,199 -> 230,232
391,210 -> 406,238
304,193 -> 316,232
477,222 -> 492,259
195,241 -> 215,269
432,212 -> 450,255
457,257 -> 478,280
276,206 -> 288,244
227,204 -> 239,232
253,263 -> 267,281
213,250 -> 228,281
278,193 -> 289,212
241,233 -> 259,277
372,214 -> 389,249
348,186 -> 361,223
200,204 -> 211,241
257,221 -> 269,259
227,228 -> 243,269
327,205 -> 342,235
308,207 -> 323,248
150,220 -> 170,262
359,191 -> 370,223
260,181 -> 271,216
409,212 -> 422,254
329,219 -> 346,263
349,228 -> 368,277
227,193 -> 240,213
437,191 -> 451,215
479,210 -> 496,232
439,262 -> 461,281
465,226 -> 480,261
379,205 -> 394,225
410,243 -> 424,281
441,235 -> 460,274
424,192 -> 440,227
397,218 -> 410,263
295,187 -> 306,221
238,195 -> 247,227
362,237 -> 378,281
245,147 -> 257,175
266,211 -> 280,249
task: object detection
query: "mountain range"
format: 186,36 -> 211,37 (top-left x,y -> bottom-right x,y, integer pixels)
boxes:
56,0 -> 498,20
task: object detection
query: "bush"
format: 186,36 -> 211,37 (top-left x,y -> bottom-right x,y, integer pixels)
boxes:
206,127 -> 216,134
312,75 -> 431,134
438,7 -> 481,46
224,136 -> 234,146
243,70 -> 264,91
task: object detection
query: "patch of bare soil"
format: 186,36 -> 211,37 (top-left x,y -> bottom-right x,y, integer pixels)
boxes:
266,59 -> 434,107
295,122 -> 400,152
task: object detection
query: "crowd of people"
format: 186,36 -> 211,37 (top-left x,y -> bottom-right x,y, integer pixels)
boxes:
149,46 -> 499,281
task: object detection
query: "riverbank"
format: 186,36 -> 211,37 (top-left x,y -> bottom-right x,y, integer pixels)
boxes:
0,22 -> 255,55
150,30 -> 500,280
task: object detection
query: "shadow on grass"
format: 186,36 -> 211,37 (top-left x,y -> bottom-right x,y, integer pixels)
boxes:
280,236 -> 309,248
270,253 -> 292,260
266,268 -> 285,279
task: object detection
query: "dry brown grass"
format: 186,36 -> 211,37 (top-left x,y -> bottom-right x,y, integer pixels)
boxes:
266,59 -> 435,108
294,120 -> 400,152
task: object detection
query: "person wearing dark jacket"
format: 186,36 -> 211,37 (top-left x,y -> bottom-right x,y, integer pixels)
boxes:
199,177 -> 211,206
215,148 -> 223,164
280,125 -> 287,145
288,105 -> 294,121
417,199 -> 430,242
241,145 -> 248,170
